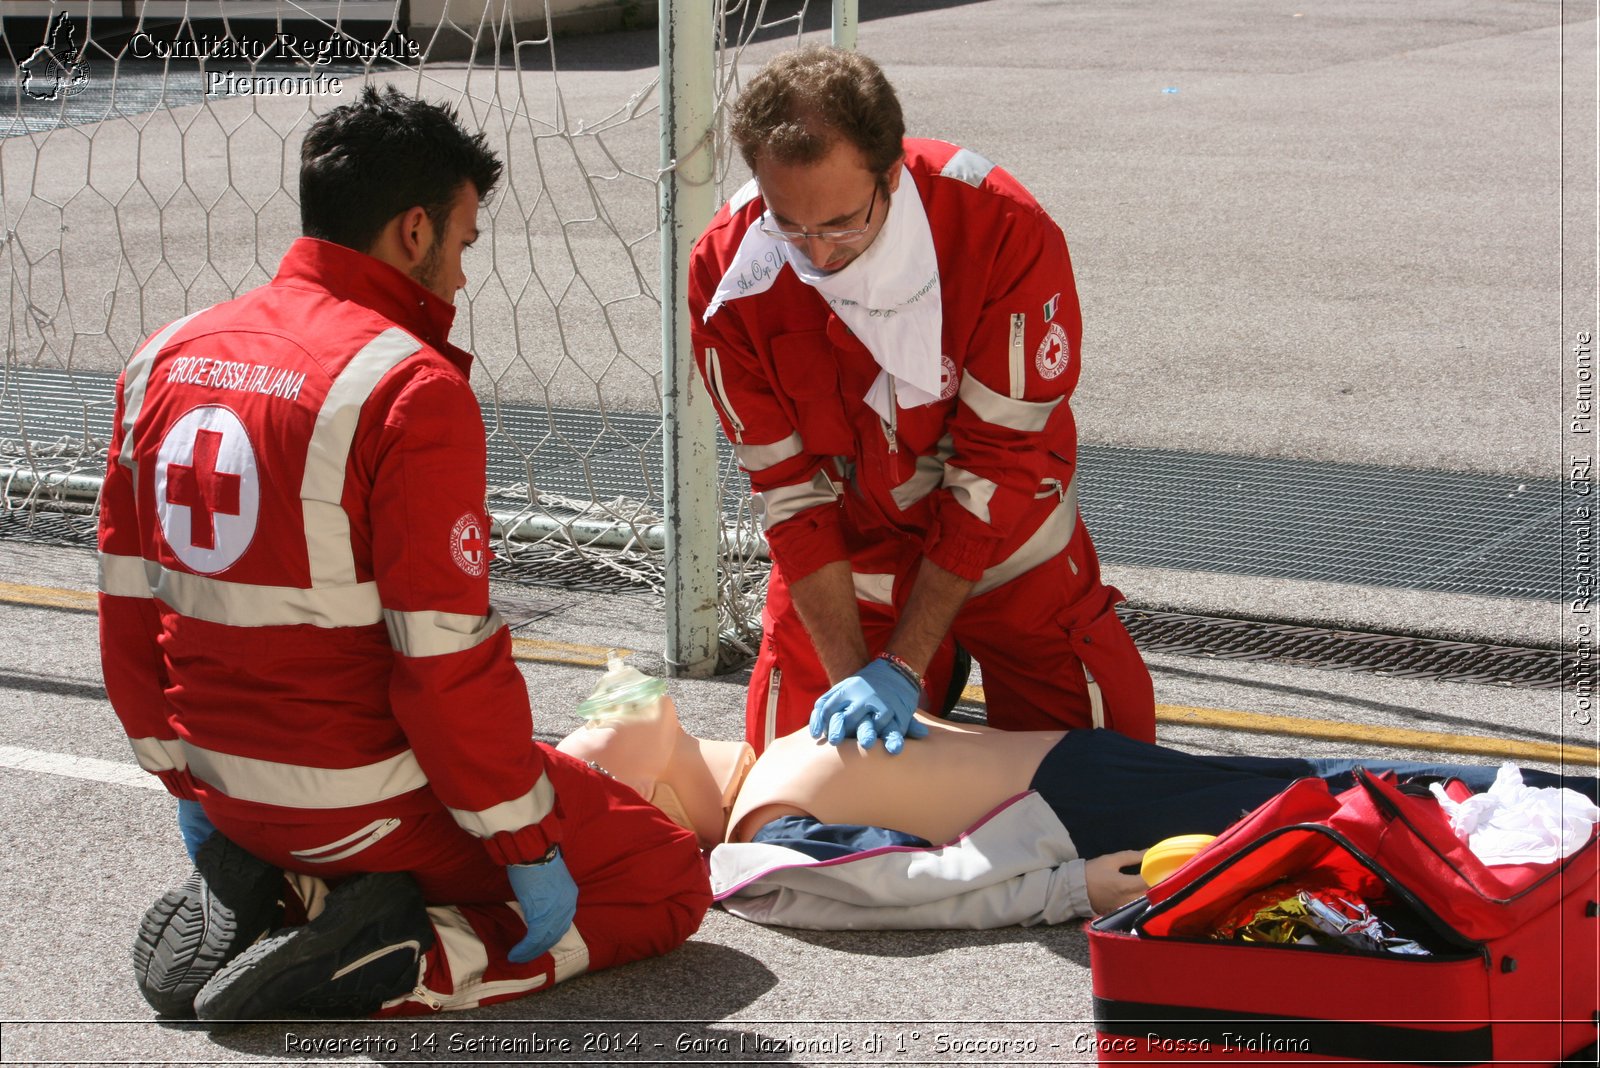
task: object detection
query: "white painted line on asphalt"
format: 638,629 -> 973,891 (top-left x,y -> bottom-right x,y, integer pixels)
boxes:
0,744 -> 163,790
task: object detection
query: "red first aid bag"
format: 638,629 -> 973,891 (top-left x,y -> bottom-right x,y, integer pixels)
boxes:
1087,769 -> 1599,1065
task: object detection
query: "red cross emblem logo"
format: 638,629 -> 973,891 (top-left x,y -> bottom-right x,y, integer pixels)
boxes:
450,513 -> 488,577
938,354 -> 959,401
1034,322 -> 1070,381
166,428 -> 239,550
155,406 -> 259,573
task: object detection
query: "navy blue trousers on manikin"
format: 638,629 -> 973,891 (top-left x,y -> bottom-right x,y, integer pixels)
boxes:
1029,728 -> 1600,861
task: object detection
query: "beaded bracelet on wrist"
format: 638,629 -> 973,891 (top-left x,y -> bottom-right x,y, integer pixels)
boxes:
875,651 -> 925,692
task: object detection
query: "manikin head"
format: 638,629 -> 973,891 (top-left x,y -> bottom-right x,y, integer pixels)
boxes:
556,682 -> 754,851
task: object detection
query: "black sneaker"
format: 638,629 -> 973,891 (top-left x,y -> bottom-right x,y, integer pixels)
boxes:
193,870 -> 434,1027
131,835 -> 286,1018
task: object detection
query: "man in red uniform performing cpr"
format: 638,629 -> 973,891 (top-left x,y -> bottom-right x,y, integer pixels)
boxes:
98,87 -> 709,1024
689,46 -> 1154,756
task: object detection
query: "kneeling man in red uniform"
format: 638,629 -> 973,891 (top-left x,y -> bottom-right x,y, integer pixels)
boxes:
98,87 -> 709,1024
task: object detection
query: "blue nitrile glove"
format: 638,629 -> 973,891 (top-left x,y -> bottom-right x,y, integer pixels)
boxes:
506,848 -> 579,964
808,658 -> 929,754
177,799 -> 217,862
869,695 -> 932,756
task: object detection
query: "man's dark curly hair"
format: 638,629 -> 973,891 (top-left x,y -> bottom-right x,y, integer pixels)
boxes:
299,86 -> 503,252
730,45 -> 904,176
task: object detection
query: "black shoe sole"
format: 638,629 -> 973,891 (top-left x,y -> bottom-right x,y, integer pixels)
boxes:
193,871 -> 426,1028
131,841 -> 284,1018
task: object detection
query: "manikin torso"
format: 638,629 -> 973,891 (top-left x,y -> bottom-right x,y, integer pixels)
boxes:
727,716 -> 1065,845
555,694 -> 1065,849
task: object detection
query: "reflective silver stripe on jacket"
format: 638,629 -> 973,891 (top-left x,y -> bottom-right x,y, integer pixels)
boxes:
939,148 -> 997,188
450,771 -> 558,838
118,310 -> 209,473
183,740 -> 429,808
384,608 -> 506,659
753,467 -> 840,530
423,906 -> 522,1008
889,434 -> 954,512
98,552 -> 153,598
129,735 -> 187,774
972,475 -> 1080,597
301,328 -> 423,587
102,551 -> 380,627
958,373 -> 1062,432
413,910 -> 589,1011
943,466 -> 1000,524
147,562 -> 383,628
733,432 -> 802,473
289,817 -> 403,864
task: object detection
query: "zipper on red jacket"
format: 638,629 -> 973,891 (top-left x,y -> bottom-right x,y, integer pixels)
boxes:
880,376 -> 900,455
703,346 -> 744,444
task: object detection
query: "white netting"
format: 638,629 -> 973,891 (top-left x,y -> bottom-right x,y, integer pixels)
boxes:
1,0 -> 821,666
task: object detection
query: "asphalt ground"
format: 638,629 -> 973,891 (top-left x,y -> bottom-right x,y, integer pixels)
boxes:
1,536 -> 1595,1066
1,1 -> 1597,1065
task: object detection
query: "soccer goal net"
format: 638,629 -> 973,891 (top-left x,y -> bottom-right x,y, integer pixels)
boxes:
1,0 -> 839,671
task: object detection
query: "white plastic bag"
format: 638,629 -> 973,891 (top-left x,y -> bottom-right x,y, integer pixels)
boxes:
1429,764 -> 1599,866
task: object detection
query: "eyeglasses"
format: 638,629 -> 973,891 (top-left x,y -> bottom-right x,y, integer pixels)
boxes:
759,184 -> 880,246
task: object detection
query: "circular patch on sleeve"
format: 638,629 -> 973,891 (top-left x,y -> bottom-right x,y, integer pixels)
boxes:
450,513 -> 489,577
153,405 -> 259,574
938,353 -> 960,400
1034,322 -> 1071,380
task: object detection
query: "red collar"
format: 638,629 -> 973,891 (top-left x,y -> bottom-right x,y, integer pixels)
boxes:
271,238 -> 471,373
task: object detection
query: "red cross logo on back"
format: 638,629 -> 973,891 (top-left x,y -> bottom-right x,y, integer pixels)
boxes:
155,405 -> 259,574
165,428 -> 241,550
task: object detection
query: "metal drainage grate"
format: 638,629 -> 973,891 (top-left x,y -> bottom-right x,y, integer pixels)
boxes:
3,499 -> 1566,690
0,500 -> 659,596
0,507 -> 97,548
1,366 -> 1566,601
1119,607 -> 1567,690
489,543 -> 657,597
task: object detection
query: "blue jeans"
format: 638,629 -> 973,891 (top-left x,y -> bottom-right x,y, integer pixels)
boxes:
1029,729 -> 1598,860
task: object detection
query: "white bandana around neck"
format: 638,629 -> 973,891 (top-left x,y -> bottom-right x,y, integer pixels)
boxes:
703,166 -> 943,419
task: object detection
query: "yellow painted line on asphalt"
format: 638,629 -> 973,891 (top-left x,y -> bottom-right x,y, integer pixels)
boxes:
0,580 -> 97,611
509,636 -> 626,668
7,578 -> 1588,763
959,686 -> 1600,766
0,579 -> 623,668
1155,703 -> 1599,766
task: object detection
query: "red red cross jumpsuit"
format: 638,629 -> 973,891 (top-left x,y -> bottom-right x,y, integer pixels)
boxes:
98,238 -> 710,1011
689,139 -> 1155,754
